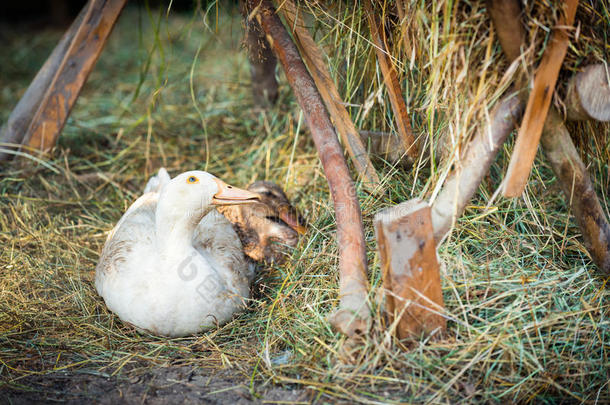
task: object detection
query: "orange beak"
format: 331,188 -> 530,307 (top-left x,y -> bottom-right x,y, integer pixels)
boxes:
212,178 -> 260,205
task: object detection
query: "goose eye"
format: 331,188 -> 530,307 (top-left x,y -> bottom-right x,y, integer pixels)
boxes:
187,176 -> 199,184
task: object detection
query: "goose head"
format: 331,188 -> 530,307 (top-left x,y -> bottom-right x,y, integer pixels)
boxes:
156,171 -> 260,238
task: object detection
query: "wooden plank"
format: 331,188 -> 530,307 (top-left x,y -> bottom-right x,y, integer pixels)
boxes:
278,0 -> 381,189
248,0 -> 371,338
502,0 -> 579,197
0,6 -> 88,161
364,0 -> 419,164
26,0 -> 127,153
375,199 -> 446,341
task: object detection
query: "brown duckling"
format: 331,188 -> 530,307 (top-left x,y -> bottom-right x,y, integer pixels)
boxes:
216,181 -> 305,264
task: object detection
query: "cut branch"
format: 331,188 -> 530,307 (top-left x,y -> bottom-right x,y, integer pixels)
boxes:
431,94 -> 524,243
540,109 -> 610,274
365,0 -> 418,164
278,0 -> 380,189
247,0 -> 371,337
566,63 -> 610,122
503,0 -> 579,197
24,0 -> 127,153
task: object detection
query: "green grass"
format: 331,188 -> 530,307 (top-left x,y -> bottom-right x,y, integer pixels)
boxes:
1,1 -> 609,403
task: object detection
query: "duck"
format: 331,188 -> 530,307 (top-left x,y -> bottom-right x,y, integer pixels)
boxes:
95,168 -> 260,337
216,181 -> 306,264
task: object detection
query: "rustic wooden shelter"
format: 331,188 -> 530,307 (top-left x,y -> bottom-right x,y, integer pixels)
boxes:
1,0 -> 608,344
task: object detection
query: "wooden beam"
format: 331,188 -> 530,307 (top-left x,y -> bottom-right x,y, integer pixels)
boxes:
25,0 -> 127,153
364,0 -> 419,164
566,63 -> 610,122
375,199 -> 446,341
277,0 -> 381,189
503,0 -> 579,197
247,0 -> 371,338
0,6 -> 89,161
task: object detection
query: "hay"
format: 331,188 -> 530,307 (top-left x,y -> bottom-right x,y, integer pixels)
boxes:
1,1 -> 609,402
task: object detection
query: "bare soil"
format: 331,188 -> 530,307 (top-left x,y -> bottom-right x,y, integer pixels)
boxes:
1,365 -> 310,404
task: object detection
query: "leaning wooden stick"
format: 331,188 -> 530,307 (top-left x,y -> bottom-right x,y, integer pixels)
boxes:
431,94 -> 524,243
503,0 -> 579,197
540,109 -> 610,275
0,6 -> 89,161
25,0 -> 127,153
247,0 -> 371,337
278,0 -> 381,189
365,0 -> 419,164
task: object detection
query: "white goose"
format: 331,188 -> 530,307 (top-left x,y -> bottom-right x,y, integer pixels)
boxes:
95,169 -> 259,337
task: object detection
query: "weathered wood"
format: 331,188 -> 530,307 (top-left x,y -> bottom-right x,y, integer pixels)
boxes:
566,63 -> 610,122
375,199 -> 446,340
431,94 -> 524,243
503,0 -> 579,197
247,0 -> 370,337
25,0 -> 127,153
278,0 -> 381,189
540,109 -> 610,275
0,6 -> 88,161
486,0 -> 525,63
242,1 -> 278,107
365,0 -> 418,164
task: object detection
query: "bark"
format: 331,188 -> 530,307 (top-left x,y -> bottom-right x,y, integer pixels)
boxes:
23,0 -> 127,153
566,63 -> 610,122
431,94 -> 524,243
278,0 -> 381,189
503,0 -> 579,197
246,0 -> 371,337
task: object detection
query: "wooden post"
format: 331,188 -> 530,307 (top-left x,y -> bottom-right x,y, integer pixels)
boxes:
375,199 -> 446,341
247,0 -> 371,338
24,0 -> 127,153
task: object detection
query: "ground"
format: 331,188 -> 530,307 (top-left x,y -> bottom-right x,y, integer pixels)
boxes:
1,2 -> 609,404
